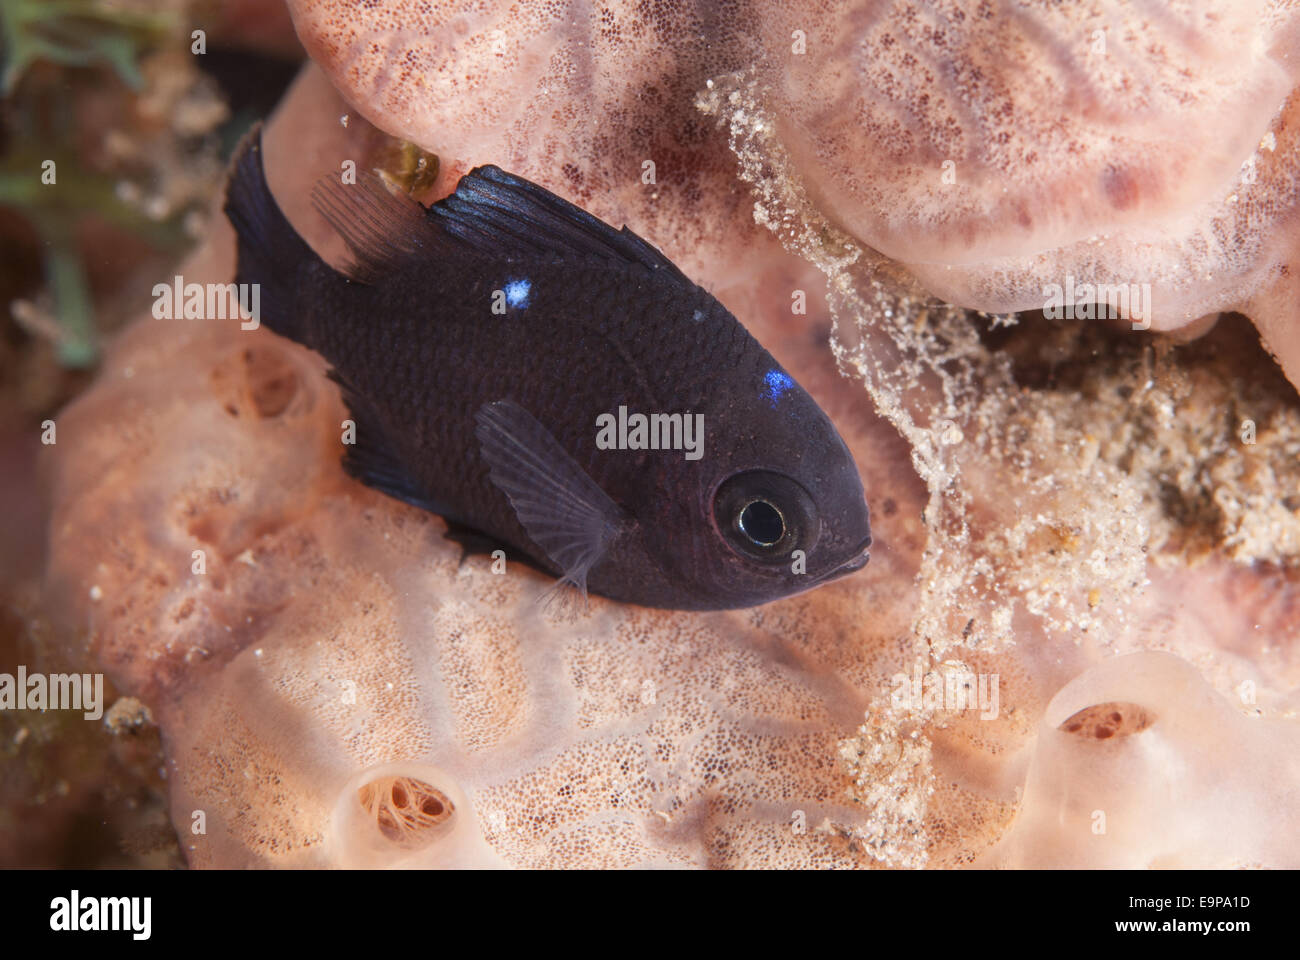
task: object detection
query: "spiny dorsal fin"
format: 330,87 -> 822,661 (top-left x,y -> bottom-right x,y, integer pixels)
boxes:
432,165 -> 691,283
311,162 -> 690,286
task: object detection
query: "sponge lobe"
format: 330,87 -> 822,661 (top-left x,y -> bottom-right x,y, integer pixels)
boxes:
768,0 -> 1294,263
983,652 -> 1300,868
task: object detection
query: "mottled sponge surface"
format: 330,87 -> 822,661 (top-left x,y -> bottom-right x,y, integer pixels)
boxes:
44,59 -> 1300,868
45,301 -> 925,866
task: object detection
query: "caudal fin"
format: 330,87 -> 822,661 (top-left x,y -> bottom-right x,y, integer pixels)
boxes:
222,124 -> 319,345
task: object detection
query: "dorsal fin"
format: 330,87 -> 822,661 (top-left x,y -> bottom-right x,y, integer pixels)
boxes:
431,165 -> 691,283
310,161 -> 691,286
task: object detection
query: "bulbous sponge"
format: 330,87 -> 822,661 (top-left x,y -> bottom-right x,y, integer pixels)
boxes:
987,653 -> 1300,868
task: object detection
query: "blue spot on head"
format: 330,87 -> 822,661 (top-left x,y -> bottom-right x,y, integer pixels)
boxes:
505,278 -> 531,309
761,368 -> 794,407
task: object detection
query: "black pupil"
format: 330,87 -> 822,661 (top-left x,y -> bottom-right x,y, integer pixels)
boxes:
739,501 -> 784,546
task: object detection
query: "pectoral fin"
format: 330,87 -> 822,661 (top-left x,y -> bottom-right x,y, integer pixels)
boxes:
474,400 -> 627,601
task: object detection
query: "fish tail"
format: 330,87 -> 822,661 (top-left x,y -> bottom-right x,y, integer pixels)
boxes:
222,124 -> 317,345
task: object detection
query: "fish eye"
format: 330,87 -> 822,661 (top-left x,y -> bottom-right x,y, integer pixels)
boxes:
713,470 -> 820,562
739,500 -> 784,546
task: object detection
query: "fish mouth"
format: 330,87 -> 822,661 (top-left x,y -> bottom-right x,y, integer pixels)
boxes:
814,535 -> 872,583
